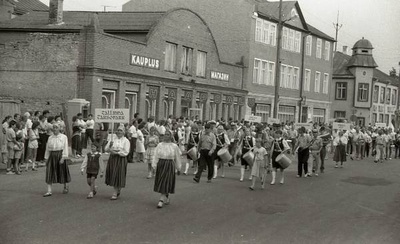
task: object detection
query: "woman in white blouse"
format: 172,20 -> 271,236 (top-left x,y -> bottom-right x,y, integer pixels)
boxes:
153,129 -> 181,208
105,125 -> 130,200
333,131 -> 348,168
43,124 -> 71,197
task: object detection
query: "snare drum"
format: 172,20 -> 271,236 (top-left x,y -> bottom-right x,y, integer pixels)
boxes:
243,151 -> 254,167
276,153 -> 291,169
217,148 -> 232,162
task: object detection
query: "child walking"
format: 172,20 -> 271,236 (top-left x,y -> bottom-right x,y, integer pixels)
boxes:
81,143 -> 104,199
13,134 -> 24,175
249,138 -> 268,190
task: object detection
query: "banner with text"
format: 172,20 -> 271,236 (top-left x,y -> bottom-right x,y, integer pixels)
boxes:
375,122 -> 387,128
95,109 -> 130,123
294,123 -> 313,131
332,122 -> 351,131
267,118 -> 280,124
245,115 -> 262,123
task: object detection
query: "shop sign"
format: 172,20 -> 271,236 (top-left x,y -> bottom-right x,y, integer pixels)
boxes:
95,109 -> 129,123
183,91 -> 193,101
168,89 -> 176,101
247,98 -> 255,108
245,115 -> 261,123
214,94 -> 222,104
226,95 -> 234,105
332,122 -> 351,131
199,92 -> 208,103
211,71 -> 229,81
148,86 -> 158,100
238,97 -> 245,106
130,54 -> 160,70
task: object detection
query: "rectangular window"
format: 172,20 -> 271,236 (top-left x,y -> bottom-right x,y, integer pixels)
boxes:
287,66 -> 293,89
255,104 -> 271,123
294,32 -> 301,53
293,67 -> 299,89
282,28 -> 288,49
313,108 -> 325,123
280,64 -> 287,88
316,38 -> 322,59
263,20 -> 270,44
322,73 -> 329,94
380,86 -> 385,103
386,88 -> 391,104
335,82 -> 347,100
255,18 -> 263,42
372,113 -> 377,123
268,62 -> 275,86
253,59 -> 261,84
196,50 -> 207,77
392,89 -> 397,105
288,29 -> 294,51
261,61 -> 268,85
306,36 -> 312,56
278,105 -> 295,124
304,69 -> 311,91
324,41 -> 330,61
373,85 -> 379,103
334,111 -> 346,118
358,83 -> 369,102
269,24 -> 276,46
314,71 -> 321,93
180,46 -> 193,74
164,42 -> 177,72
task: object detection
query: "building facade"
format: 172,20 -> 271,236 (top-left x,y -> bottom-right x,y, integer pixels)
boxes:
123,0 -> 335,123
331,38 -> 399,126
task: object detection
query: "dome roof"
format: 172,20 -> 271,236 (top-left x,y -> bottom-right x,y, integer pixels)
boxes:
353,38 -> 373,49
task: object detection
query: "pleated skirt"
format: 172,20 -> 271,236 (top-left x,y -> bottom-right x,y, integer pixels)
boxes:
105,154 -> 128,188
154,159 -> 176,194
333,144 -> 346,162
45,150 -> 71,184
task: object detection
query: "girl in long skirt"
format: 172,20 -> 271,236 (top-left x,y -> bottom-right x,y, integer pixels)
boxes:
144,126 -> 159,179
153,129 -> 181,208
43,124 -> 71,197
105,125 -> 130,200
333,131 -> 348,168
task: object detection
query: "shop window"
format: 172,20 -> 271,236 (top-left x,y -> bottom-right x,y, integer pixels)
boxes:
125,92 -> 137,122
358,83 -> 369,102
334,111 -> 346,118
102,90 -> 116,109
164,42 -> 177,72
335,82 -> 347,100
180,46 -> 193,75
196,50 -> 207,77
313,108 -> 325,123
255,104 -> 270,123
278,105 -> 295,124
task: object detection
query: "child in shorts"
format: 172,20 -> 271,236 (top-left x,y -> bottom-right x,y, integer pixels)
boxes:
81,143 -> 104,199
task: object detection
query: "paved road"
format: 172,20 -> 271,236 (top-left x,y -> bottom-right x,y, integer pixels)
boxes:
1,155 -> 400,244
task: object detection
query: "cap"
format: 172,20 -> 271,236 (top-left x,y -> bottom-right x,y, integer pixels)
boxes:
208,120 -> 217,124
312,129 -> 319,133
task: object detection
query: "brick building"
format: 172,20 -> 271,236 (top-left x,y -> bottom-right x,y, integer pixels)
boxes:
123,0 -> 335,123
0,1 -> 246,120
331,38 -> 399,126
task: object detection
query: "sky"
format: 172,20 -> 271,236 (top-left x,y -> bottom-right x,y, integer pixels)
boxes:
38,0 -> 400,75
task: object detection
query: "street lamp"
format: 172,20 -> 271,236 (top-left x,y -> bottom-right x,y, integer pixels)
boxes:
273,0 -> 298,119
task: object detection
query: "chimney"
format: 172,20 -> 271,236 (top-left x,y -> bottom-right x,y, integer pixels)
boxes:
49,0 -> 63,25
342,46 -> 348,54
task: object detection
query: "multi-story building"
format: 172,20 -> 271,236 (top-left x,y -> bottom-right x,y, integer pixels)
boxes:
123,0 -> 335,123
331,38 -> 399,126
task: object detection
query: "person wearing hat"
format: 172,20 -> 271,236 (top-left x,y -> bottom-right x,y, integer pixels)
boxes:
270,130 -> 290,185
194,123 -> 216,183
184,124 -> 200,175
239,128 -> 255,182
295,126 -> 312,177
309,129 -> 323,176
43,124 -> 71,197
213,124 -> 230,179
104,125 -> 130,200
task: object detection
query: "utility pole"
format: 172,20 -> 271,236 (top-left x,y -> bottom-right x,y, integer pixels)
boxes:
333,10 -> 343,52
273,0 -> 283,119
101,5 -> 115,12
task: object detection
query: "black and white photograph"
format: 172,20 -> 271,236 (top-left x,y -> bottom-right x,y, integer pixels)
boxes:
0,0 -> 399,243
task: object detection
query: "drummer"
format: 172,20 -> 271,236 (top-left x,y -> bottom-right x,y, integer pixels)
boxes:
184,124 -> 200,175
213,124 -> 230,179
270,130 -> 290,185
240,128 -> 255,182
319,127 -> 332,173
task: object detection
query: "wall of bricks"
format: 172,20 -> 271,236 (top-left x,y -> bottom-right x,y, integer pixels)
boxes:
0,32 -> 80,114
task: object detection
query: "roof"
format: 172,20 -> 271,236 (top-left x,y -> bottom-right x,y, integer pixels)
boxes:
353,38 -> 373,49
347,53 -> 378,68
373,69 -> 399,86
6,0 -> 48,15
0,10 -> 165,31
333,51 -> 354,77
306,24 -> 335,42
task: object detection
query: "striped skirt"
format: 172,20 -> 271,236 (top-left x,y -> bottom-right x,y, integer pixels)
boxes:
105,154 -> 128,188
45,150 -> 71,184
333,144 -> 346,162
154,159 -> 176,194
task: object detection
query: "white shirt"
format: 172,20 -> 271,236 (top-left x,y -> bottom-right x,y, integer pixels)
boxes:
77,119 -> 87,133
333,136 -> 348,146
45,133 -> 69,159
129,125 -> 137,138
105,136 -> 130,157
86,119 -> 95,129
26,118 -> 33,130
153,142 -> 182,169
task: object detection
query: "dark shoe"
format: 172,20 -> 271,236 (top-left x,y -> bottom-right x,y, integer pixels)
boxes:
117,190 -> 121,197
43,192 -> 52,197
249,186 -> 254,191
193,178 -> 199,183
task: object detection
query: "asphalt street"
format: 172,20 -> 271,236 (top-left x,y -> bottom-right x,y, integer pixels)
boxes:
1,154 -> 400,244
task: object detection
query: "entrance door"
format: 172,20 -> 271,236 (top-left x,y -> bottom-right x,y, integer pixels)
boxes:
357,117 -> 365,127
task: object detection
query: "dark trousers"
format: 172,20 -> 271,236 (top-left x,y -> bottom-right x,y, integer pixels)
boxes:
297,149 -> 309,177
36,133 -> 49,161
347,137 -> 353,154
195,149 -> 213,181
86,129 -> 95,144
320,146 -> 326,171
365,143 -> 370,157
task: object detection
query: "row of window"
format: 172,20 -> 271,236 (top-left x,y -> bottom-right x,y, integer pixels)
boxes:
334,111 -> 394,125
335,82 -> 397,104
255,17 -> 331,60
164,42 -> 207,77
303,70 -> 329,93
